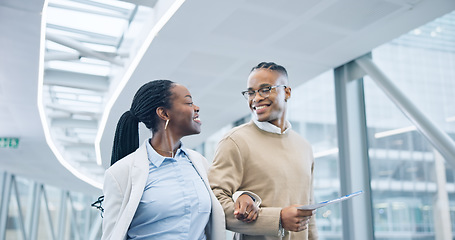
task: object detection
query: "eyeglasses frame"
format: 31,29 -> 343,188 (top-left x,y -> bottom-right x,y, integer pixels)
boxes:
241,85 -> 287,100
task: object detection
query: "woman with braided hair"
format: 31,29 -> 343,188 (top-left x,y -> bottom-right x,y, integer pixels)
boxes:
101,80 -> 259,240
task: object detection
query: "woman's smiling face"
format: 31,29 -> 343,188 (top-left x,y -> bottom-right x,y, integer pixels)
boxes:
167,84 -> 201,137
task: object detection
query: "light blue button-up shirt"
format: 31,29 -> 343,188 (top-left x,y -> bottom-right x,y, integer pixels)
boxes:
127,140 -> 211,240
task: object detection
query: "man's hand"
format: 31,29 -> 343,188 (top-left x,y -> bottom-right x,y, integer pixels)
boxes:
234,194 -> 259,223
280,205 -> 315,232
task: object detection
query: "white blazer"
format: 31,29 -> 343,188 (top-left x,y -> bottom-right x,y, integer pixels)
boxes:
101,141 -> 226,240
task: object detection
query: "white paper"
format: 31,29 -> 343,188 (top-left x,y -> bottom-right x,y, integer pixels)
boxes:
297,190 -> 363,210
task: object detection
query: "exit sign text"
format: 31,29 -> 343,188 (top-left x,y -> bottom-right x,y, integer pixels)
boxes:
0,138 -> 19,148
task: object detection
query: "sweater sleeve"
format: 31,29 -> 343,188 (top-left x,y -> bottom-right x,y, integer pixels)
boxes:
208,137 -> 282,237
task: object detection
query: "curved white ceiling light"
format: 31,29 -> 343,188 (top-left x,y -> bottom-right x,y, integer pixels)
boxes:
38,0 -> 185,189
95,0 -> 186,167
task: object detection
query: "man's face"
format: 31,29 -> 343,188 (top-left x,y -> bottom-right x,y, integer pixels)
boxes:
246,69 -> 290,127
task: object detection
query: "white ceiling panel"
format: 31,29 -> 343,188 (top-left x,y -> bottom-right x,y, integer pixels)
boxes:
313,0 -> 403,31
273,23 -> 347,55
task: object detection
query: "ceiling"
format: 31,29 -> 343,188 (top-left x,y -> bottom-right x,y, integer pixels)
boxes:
1,0 -> 454,195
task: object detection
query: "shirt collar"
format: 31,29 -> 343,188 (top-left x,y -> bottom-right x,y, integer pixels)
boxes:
252,117 -> 292,134
145,139 -> 187,167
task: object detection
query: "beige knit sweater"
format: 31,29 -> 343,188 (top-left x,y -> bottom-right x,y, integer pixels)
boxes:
208,121 -> 318,240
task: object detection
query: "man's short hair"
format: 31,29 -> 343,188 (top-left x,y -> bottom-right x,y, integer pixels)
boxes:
250,62 -> 288,78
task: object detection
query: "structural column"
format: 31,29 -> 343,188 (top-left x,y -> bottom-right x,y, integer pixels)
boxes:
0,172 -> 12,240
433,149 -> 453,240
334,60 -> 375,240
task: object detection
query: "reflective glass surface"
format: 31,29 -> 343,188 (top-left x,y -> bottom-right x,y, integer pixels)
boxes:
288,71 -> 341,239
365,10 -> 455,240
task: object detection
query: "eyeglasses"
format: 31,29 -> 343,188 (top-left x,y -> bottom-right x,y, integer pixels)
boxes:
241,85 -> 286,100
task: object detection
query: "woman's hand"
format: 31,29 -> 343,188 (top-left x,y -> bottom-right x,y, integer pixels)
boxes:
234,194 -> 259,223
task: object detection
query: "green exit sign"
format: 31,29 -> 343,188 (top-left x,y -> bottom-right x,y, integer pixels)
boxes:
0,138 -> 19,148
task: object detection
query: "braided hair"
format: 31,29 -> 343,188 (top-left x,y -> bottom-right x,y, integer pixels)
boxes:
250,62 -> 288,78
110,80 -> 175,165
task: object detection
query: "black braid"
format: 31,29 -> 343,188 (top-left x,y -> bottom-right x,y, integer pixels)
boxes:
250,62 -> 288,78
110,80 -> 175,165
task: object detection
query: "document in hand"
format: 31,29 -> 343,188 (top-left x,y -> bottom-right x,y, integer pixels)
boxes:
297,190 -> 363,210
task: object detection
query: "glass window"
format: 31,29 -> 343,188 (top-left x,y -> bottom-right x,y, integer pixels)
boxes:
0,172 -> 102,240
288,70 -> 341,239
365,10 -> 455,240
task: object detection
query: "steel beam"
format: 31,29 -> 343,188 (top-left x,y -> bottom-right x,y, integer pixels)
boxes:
28,183 -> 41,240
42,187 -> 57,240
57,191 -> 68,240
44,69 -> 109,92
433,150 -> 453,240
0,173 -> 12,240
46,32 -> 123,66
355,55 -> 455,166
51,118 -> 98,129
11,177 -> 27,240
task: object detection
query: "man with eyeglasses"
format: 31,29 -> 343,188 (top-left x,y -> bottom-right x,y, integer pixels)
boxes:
208,62 -> 318,240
